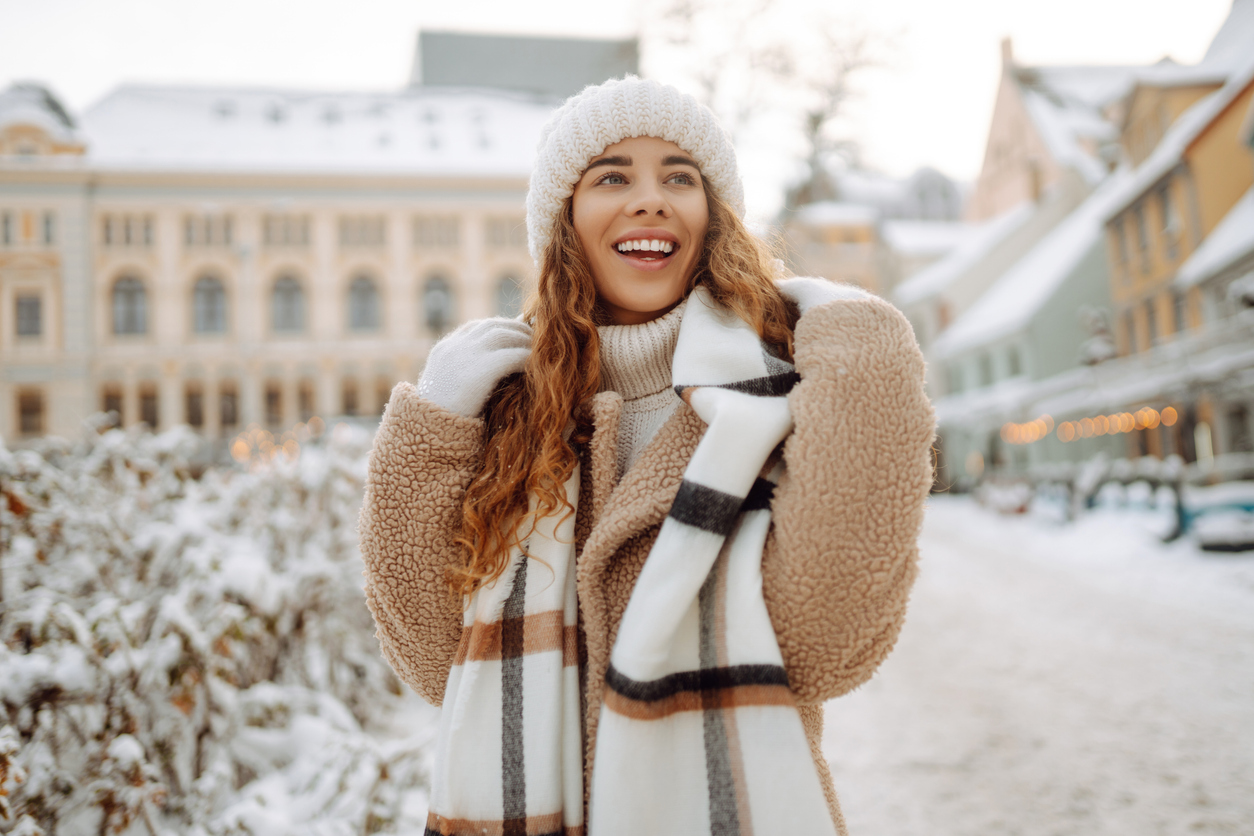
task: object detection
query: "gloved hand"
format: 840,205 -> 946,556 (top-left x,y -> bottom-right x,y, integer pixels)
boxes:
776,276 -> 870,314
417,317 -> 532,418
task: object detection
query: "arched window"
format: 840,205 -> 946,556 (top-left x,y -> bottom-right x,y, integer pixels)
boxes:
496,274 -> 525,318
423,274 -> 454,336
272,274 -> 306,333
193,275 -> 228,334
348,275 -> 380,331
112,276 -> 148,335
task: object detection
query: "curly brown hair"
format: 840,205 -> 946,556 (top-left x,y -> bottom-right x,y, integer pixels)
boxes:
450,181 -> 797,596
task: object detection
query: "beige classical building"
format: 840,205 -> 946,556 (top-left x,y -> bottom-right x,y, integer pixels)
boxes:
0,33 -> 639,446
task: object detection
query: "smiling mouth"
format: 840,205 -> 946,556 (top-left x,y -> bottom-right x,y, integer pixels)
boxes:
615,239 -> 677,261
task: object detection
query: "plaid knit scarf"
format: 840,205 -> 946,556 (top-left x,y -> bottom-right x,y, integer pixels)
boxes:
426,287 -> 835,836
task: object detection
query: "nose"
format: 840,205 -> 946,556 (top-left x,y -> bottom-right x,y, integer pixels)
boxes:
625,179 -> 671,217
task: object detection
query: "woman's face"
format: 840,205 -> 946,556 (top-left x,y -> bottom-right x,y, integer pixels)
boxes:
571,136 -> 710,325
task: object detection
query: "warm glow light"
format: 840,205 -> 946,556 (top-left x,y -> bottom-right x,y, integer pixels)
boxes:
1058,422 -> 1076,442
1080,418 -> 1094,437
1042,415 -> 1054,432
308,416 -> 325,436
1161,406 -> 1178,426
1119,413 -> 1134,433
230,438 -> 251,462
1147,409 -> 1160,429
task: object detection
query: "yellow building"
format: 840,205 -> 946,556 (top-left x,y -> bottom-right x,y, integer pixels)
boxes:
0,33 -> 639,446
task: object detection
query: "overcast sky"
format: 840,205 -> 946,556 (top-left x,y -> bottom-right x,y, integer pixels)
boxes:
0,0 -> 1235,217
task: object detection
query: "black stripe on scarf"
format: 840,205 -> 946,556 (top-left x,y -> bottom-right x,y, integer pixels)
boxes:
500,558 -> 528,832
669,480 -> 742,537
741,477 -> 776,513
673,371 -> 800,400
605,662 -> 790,702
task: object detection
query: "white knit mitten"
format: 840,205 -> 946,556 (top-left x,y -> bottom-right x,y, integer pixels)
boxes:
417,317 -> 532,418
777,276 -> 870,313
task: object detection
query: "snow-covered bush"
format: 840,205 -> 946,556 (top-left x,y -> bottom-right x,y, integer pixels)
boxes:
0,421 -> 428,835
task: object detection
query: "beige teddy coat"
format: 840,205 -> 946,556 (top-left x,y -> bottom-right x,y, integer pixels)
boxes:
358,295 -> 936,834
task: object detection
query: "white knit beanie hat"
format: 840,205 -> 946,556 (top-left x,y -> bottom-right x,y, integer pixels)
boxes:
525,76 -> 744,264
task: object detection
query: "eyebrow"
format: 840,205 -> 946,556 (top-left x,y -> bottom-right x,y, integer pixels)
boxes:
583,154 -> 702,172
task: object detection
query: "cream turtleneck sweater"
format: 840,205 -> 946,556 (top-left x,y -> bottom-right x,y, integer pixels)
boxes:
596,299 -> 687,481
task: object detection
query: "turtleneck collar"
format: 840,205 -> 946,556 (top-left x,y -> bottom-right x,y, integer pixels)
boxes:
597,298 -> 688,400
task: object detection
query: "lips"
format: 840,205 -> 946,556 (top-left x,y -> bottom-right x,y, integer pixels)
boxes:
612,229 -> 679,265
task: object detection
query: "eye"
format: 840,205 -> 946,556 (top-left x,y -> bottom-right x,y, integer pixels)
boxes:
595,171 -> 627,186
666,172 -> 697,186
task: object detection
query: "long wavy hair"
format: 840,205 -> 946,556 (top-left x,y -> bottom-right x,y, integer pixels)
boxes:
450,180 -> 798,596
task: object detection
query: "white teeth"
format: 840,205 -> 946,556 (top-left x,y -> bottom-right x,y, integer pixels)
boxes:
616,239 -> 675,253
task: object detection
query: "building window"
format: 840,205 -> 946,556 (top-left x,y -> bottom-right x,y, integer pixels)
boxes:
15,295 -> 41,337
423,275 -> 454,336
298,380 -> 315,422
339,215 -> 386,248
348,275 -> 381,331
978,353 -> 993,387
1007,345 -> 1021,377
1145,298 -> 1158,346
184,214 -> 233,247
1133,204 -> 1150,274
486,217 -> 527,250
103,215 -> 152,247
1228,405 -> 1252,454
1,212 -> 11,246
1112,219 -> 1129,275
342,379 -> 359,416
1173,291 -> 1187,334
42,212 -> 55,245
219,382 -> 239,430
947,364 -> 963,395
1124,309 -> 1137,354
265,382 -> 283,427
1158,185 -> 1180,261
413,215 -> 460,248
112,276 -> 148,335
17,389 -> 44,436
496,274 -> 525,317
193,276 -> 228,333
185,383 -> 204,428
272,275 -> 305,333
102,385 -> 123,426
376,378 -> 392,417
138,383 -> 159,429
263,214 -> 310,247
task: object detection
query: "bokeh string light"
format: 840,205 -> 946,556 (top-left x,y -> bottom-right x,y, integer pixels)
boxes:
1002,407 -> 1179,445
229,415 -> 327,465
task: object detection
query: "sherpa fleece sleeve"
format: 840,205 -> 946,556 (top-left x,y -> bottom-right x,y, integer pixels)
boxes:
358,381 -> 483,705
761,295 -> 935,705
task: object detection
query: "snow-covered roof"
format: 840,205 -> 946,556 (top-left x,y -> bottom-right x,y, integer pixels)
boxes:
892,202 -> 1034,307
0,82 -> 82,144
1103,52 -> 1254,221
1014,65 -> 1132,185
881,220 -> 976,257
1134,0 -> 1254,88
793,201 -> 880,226
77,84 -> 557,177
1175,186 -> 1254,288
931,169 -> 1132,360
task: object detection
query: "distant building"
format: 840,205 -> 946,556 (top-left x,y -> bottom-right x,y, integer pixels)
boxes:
925,0 -> 1254,488
0,32 -> 640,445
412,31 -> 639,100
779,167 -> 968,297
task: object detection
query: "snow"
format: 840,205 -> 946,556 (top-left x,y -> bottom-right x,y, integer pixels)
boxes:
794,200 -> 880,226
1020,86 -> 1115,185
0,422 -> 430,835
76,83 -> 557,176
930,168 -> 1132,360
892,202 -> 1035,307
824,495 -> 1254,834
0,82 -> 81,144
1103,51 -> 1254,223
880,220 -> 975,258
1175,186 -> 1254,288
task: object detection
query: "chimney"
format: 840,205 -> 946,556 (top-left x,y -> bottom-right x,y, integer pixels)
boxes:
1001,37 -> 1014,71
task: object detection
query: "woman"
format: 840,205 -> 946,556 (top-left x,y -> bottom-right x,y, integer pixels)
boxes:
359,77 -> 934,836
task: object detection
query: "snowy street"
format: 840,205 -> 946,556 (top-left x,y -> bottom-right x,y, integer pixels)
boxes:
824,496 -> 1254,835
